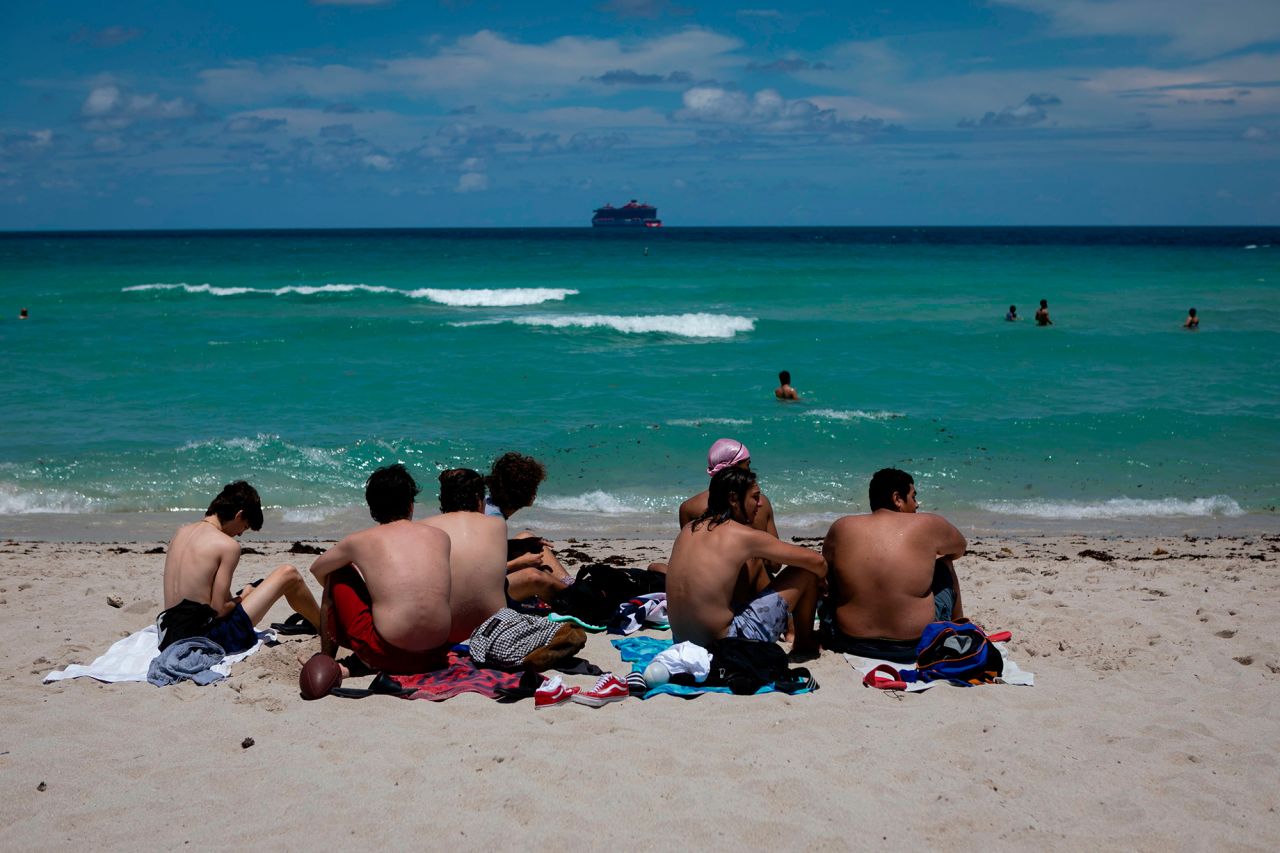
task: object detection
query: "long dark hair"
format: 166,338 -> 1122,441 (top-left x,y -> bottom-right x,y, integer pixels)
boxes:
692,467 -> 757,531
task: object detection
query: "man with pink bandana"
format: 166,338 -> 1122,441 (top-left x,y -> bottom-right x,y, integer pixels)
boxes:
676,438 -> 781,597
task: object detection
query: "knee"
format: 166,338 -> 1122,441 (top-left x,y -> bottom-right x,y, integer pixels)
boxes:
274,563 -> 303,585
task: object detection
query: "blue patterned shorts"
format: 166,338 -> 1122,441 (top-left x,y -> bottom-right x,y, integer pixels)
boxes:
726,590 -> 790,642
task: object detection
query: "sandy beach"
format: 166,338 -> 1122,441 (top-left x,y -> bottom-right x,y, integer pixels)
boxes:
2,529 -> 1278,851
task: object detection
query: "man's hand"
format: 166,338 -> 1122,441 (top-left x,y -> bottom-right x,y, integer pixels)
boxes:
508,551 -> 545,572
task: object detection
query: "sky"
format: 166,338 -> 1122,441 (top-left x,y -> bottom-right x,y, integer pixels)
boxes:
2,0 -> 1278,228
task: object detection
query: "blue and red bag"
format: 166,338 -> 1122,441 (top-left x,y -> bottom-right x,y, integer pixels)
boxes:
863,620 -> 1007,689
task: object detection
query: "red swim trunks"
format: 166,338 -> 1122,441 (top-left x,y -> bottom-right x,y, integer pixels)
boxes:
326,566 -> 449,675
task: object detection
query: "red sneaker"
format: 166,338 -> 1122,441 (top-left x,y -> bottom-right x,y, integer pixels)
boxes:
534,676 -> 579,710
572,673 -> 629,707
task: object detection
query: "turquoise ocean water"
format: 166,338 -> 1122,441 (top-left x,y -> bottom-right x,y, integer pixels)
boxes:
1,227 -> 1277,539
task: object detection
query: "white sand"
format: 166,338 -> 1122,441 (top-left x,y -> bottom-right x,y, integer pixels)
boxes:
4,532 -> 1280,850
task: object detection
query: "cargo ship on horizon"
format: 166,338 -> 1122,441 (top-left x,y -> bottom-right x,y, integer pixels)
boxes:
592,200 -> 662,228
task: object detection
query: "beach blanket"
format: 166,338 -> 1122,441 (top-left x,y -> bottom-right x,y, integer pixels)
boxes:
612,637 -> 813,700
43,624 -> 272,685
843,643 -> 1035,692
384,649 -> 544,701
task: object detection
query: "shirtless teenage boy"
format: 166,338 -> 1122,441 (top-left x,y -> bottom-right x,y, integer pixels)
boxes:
821,468 -> 967,663
158,481 -> 320,653
420,468 -> 511,643
675,438 -> 781,591
310,464 -> 453,674
666,467 -> 826,658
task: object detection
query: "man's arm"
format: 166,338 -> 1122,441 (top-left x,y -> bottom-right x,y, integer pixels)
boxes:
746,528 -> 827,578
209,541 -> 242,617
928,515 -> 967,560
310,538 -> 354,583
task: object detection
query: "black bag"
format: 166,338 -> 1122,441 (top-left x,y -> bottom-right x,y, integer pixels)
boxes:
550,564 -> 666,627
704,637 -> 816,695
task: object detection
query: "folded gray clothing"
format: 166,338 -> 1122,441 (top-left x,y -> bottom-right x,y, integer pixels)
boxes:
147,637 -> 228,686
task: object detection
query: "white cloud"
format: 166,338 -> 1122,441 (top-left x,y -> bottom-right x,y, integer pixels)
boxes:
200,29 -> 743,105
1243,126 -> 1271,141
992,0 -> 1280,58
674,86 -> 899,137
361,153 -> 393,171
457,172 -> 489,192
83,86 -> 121,116
92,135 -> 124,152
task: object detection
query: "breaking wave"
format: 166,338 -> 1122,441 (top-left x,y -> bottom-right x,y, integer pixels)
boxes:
537,491 -> 651,514
976,496 -> 1245,520
504,313 -> 755,339
0,484 -> 95,514
123,282 -> 577,306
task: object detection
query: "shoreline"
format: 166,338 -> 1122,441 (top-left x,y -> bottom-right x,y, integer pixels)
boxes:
1,506 -> 1276,543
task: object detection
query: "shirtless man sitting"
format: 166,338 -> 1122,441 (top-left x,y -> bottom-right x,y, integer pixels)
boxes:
666,466 -> 827,659
158,481 -> 320,653
672,438 -> 781,591
310,464 -> 453,675
420,468 -> 512,643
484,451 -> 572,599
821,468 -> 967,663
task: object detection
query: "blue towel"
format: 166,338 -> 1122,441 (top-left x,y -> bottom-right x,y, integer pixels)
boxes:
147,637 -> 228,686
611,637 -> 810,700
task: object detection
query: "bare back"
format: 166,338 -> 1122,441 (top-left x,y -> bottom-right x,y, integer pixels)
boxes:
421,512 -> 509,643
679,489 -> 779,589
318,521 -> 452,652
823,511 -> 966,640
667,519 -> 822,647
163,520 -> 241,614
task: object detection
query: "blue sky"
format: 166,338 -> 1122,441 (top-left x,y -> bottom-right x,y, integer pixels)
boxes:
2,0 -> 1278,227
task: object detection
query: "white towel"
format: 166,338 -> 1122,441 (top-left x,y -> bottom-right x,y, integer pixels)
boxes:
844,642 -> 1035,692
44,624 -> 274,685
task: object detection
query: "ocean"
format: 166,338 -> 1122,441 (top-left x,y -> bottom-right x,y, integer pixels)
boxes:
1,227 -> 1277,540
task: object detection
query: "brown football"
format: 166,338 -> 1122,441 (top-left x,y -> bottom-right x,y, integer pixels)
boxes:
299,653 -> 342,700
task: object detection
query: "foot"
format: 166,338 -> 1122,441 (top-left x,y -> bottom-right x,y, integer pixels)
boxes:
787,646 -> 821,664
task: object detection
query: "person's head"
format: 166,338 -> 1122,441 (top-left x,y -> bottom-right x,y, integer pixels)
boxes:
1009,305 -> 1016,314
438,468 -> 485,513
1040,299 -> 1048,308
19,308 -> 28,319
1188,307 -> 1197,317
868,467 -> 918,513
706,438 -> 750,477
206,480 -> 264,533
365,463 -> 419,524
694,466 -> 760,530
486,452 -> 546,516
778,370 -> 791,386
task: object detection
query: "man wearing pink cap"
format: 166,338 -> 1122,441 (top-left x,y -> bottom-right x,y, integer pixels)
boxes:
677,438 -> 780,598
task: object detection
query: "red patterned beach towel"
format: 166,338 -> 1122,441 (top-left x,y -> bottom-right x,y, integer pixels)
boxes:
384,650 -> 544,701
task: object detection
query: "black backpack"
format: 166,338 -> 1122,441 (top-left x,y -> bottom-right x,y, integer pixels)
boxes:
550,564 -> 666,627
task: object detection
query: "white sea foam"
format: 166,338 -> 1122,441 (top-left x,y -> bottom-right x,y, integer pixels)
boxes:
537,491 -> 648,514
0,484 -> 94,514
405,288 -> 577,306
125,282 -> 576,306
976,496 -> 1245,520
807,408 -> 905,421
511,313 -> 755,338
282,506 -> 343,523
666,417 -> 752,427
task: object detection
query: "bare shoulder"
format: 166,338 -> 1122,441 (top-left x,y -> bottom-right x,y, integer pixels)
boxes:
825,514 -> 865,537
